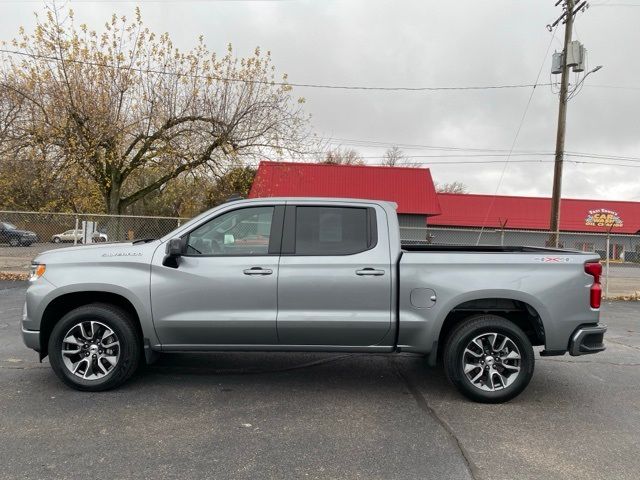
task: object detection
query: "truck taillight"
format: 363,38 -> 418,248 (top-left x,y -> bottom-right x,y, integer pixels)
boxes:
585,262 -> 602,309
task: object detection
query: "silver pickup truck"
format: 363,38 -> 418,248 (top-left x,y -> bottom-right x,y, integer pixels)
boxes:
22,197 -> 606,402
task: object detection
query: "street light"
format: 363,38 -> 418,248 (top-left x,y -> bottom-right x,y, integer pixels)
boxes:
568,65 -> 603,100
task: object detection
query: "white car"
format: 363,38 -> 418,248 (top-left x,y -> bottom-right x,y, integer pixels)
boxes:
51,229 -> 108,244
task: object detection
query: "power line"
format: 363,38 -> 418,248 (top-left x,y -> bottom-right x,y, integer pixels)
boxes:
325,137 -> 551,154
372,153 -> 640,162
369,159 -> 557,165
476,25 -> 559,244
585,84 -> 640,90
3,49 -> 638,167
0,48 -> 553,93
566,152 -> 640,162
5,46 -> 638,165
0,0 -> 292,2
298,148 -> 640,166
256,158 -> 640,168
591,3 -> 640,6
324,137 -> 640,161
327,152 -> 555,159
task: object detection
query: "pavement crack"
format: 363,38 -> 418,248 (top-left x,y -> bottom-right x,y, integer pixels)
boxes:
538,358 -> 640,367
392,359 -> 481,480
0,364 -> 47,370
606,337 -> 640,351
148,354 -> 357,376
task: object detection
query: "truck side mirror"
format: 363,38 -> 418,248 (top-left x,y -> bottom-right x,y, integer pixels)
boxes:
163,237 -> 186,268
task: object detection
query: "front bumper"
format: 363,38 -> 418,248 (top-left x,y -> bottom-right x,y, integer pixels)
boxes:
21,326 -> 40,351
569,324 -> 607,356
21,294 -> 43,352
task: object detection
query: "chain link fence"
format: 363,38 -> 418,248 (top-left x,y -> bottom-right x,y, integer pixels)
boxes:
0,210 -> 187,244
1,210 -> 638,298
0,210 -> 187,272
400,225 -> 640,259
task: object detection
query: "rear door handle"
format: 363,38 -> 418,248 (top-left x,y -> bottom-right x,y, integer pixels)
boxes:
243,267 -> 273,276
356,268 -> 385,276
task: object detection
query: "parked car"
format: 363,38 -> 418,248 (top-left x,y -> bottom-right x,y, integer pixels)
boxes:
0,221 -> 38,247
51,229 -> 108,244
22,198 -> 606,402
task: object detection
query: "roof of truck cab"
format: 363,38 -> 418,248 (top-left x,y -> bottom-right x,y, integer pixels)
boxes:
237,196 -> 397,205
249,161 -> 441,216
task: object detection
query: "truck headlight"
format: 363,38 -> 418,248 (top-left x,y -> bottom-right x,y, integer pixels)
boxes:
29,263 -> 46,281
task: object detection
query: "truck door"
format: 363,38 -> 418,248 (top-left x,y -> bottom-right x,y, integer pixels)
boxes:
276,204 -> 393,347
150,204 -> 284,347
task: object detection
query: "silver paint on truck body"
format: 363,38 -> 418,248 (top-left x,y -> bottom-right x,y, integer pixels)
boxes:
22,197 -> 600,359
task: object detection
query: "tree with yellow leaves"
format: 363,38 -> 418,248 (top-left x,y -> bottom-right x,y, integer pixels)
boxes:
1,3 -> 308,214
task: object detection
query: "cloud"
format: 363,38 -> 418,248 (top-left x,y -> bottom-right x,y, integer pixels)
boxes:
2,0 -> 637,199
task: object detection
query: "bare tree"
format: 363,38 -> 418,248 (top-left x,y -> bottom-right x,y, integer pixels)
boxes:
320,148 -> 364,165
1,4 -> 309,213
381,145 -> 406,166
435,181 -> 469,194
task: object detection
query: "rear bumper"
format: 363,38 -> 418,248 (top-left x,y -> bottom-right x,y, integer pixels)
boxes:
569,324 -> 607,356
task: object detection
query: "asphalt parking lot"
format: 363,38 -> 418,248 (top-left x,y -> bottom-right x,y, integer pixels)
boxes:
1,281 -> 639,480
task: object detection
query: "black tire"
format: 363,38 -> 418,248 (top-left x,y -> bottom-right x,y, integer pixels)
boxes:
48,303 -> 141,391
443,314 -> 534,403
8,237 -> 19,247
53,237 -> 61,243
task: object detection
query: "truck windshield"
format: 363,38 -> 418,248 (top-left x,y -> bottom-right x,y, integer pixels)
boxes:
2,222 -> 17,230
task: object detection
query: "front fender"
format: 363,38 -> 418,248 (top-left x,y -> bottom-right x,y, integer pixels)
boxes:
24,279 -> 159,352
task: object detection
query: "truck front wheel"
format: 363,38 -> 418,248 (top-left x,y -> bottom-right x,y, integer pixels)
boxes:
48,303 -> 141,391
443,314 -> 534,403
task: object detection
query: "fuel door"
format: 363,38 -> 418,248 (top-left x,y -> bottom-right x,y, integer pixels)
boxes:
410,288 -> 437,308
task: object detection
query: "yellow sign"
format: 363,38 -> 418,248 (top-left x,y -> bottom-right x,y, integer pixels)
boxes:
585,209 -> 623,228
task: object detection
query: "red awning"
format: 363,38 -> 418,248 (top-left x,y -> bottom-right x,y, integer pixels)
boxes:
432,193 -> 640,234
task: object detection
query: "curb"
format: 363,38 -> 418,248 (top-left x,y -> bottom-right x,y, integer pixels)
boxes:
605,294 -> 640,302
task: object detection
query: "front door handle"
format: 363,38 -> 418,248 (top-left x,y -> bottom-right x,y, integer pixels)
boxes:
356,268 -> 385,276
243,267 -> 273,276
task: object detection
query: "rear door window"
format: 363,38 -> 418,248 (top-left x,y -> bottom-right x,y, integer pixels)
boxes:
294,206 -> 373,255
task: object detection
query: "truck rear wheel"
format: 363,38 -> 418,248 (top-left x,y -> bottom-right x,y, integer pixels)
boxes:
48,303 -> 141,391
443,314 -> 534,403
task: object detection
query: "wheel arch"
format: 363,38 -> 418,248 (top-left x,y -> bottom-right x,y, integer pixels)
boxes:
430,291 -> 549,364
39,291 -> 144,360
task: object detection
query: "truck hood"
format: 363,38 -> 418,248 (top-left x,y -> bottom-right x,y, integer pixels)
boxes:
34,240 -> 162,265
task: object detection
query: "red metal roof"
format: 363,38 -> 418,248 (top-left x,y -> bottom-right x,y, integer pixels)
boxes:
432,193 -> 640,234
249,161 -> 441,215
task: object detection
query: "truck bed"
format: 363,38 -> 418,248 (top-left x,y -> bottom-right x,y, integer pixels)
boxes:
396,245 -> 600,354
401,244 -> 584,254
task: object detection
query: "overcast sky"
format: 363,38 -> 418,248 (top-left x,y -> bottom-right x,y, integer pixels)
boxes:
2,0 -> 639,200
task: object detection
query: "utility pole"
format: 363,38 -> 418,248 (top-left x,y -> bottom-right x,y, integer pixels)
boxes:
549,0 -> 575,248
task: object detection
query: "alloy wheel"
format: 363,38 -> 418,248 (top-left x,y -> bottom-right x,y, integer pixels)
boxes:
462,332 -> 521,391
61,321 -> 120,380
